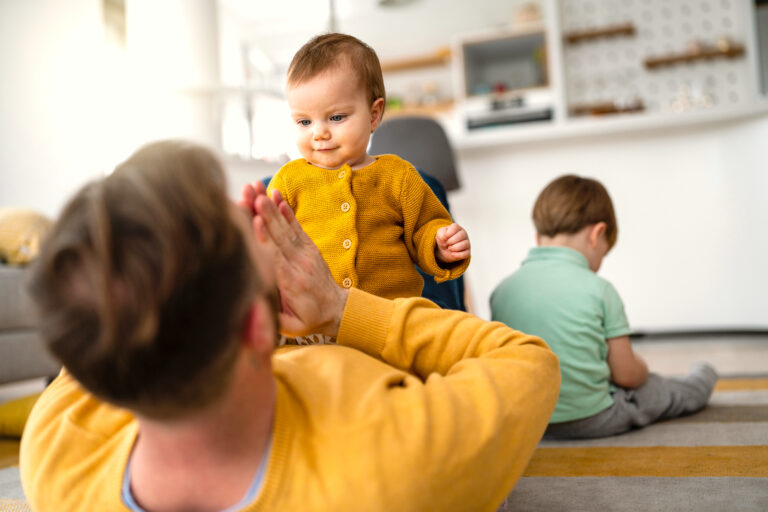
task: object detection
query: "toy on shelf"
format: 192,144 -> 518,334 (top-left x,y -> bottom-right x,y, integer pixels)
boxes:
569,98 -> 645,117
644,38 -> 745,69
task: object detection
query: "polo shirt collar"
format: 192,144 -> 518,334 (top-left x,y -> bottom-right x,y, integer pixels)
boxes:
524,246 -> 589,269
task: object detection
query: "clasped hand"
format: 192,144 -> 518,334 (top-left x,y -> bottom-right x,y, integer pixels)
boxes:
238,182 -> 348,338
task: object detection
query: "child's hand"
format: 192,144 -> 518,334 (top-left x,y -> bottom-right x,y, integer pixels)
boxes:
435,223 -> 471,264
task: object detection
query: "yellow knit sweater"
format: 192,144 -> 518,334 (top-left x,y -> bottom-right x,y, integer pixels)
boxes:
20,289 -> 560,512
267,155 -> 469,300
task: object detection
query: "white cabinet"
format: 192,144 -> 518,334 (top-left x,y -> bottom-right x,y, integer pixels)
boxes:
448,0 -> 768,149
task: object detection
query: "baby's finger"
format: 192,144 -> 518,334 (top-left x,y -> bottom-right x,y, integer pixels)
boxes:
448,239 -> 470,252
448,248 -> 471,260
446,231 -> 469,247
443,223 -> 461,238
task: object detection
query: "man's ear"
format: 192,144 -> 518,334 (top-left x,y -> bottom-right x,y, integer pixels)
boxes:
370,97 -> 385,133
588,222 -> 607,247
242,299 -> 276,354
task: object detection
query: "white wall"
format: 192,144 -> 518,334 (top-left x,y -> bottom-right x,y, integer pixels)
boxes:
0,0 -> 222,218
0,0 -> 105,218
2,0 -> 765,331
451,114 -> 768,329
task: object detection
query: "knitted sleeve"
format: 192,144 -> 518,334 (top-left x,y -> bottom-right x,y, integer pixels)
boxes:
336,288 -> 560,511
400,166 -> 469,283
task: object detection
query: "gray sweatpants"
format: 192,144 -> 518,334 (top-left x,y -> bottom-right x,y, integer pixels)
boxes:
543,363 -> 717,439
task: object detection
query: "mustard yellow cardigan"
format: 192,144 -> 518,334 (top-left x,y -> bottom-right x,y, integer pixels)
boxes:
21,289 -> 560,511
267,155 -> 469,300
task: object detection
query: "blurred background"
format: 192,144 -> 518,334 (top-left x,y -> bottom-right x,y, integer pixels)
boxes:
1,0 -> 767,329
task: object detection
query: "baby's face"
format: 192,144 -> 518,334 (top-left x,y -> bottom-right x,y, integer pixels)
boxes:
286,65 -> 381,170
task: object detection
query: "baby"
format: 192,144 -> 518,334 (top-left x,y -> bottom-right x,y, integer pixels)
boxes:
268,33 -> 470,329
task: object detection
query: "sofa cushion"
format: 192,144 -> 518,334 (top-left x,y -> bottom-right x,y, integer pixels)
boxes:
0,208 -> 52,266
0,266 -> 37,330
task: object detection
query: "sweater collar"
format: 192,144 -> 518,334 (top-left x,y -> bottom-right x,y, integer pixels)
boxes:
524,246 -> 589,269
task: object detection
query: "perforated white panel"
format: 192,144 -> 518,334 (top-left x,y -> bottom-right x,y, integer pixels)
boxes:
559,0 -> 752,115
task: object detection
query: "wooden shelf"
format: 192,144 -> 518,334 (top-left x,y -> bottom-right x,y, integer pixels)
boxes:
644,44 -> 745,69
564,23 -> 635,44
570,100 -> 645,117
380,47 -> 451,73
385,100 -> 455,119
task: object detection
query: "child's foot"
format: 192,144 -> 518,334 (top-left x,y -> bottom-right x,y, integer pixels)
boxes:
682,362 -> 718,403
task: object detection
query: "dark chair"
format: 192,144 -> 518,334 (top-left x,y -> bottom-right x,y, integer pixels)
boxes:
369,116 -> 461,192
369,116 -> 466,311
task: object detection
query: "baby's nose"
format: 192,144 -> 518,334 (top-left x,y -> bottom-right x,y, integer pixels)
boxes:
312,123 -> 330,139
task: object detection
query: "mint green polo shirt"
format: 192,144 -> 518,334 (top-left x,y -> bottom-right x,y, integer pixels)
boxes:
490,246 -> 631,423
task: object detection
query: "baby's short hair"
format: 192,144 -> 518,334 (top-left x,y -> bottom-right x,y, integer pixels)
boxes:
287,33 -> 386,111
532,174 -> 618,249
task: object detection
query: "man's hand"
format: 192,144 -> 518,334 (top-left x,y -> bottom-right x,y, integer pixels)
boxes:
435,223 -> 471,264
245,184 -> 348,338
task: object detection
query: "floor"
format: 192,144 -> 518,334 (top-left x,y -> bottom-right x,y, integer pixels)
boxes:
1,334 -> 767,505
631,334 -> 768,377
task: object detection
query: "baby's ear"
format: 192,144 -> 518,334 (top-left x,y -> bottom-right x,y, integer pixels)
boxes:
370,97 -> 385,132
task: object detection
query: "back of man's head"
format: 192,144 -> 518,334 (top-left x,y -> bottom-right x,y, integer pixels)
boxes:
532,174 -> 618,249
29,140 -> 261,419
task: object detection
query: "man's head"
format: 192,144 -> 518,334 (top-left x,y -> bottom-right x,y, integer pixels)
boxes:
533,174 -> 618,252
285,33 -> 386,170
29,140 -> 272,419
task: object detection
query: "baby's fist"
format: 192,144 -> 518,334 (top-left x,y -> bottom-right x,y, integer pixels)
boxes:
436,223 -> 471,264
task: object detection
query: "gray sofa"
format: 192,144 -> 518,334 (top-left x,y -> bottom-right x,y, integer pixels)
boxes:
0,264 -> 60,385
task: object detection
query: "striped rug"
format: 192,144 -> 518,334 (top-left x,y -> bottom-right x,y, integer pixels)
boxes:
505,377 -> 768,511
2,380 -> 767,510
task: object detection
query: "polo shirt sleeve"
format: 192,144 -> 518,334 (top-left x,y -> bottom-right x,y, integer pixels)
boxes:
602,280 -> 631,339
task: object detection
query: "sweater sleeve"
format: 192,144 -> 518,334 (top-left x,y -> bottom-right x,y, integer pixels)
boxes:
400,166 -> 469,283
336,288 -> 561,511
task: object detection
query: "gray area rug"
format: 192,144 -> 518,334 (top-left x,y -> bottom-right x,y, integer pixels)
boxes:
507,477 -> 768,512
0,467 -> 25,500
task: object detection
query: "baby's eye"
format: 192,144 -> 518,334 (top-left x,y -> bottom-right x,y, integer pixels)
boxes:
297,119 -> 311,127
329,114 -> 346,122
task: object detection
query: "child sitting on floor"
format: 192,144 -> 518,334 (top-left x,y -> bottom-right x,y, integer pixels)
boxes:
267,33 -> 470,345
490,174 -> 716,438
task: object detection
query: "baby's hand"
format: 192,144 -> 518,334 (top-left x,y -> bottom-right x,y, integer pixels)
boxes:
435,223 -> 471,264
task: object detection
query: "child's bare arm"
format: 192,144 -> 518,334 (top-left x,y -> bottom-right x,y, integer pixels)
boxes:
606,336 -> 649,389
435,223 -> 471,264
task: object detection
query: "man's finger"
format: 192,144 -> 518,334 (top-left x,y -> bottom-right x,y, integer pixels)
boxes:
256,194 -> 309,259
237,184 -> 256,215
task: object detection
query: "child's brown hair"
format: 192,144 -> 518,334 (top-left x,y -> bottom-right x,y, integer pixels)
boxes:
532,174 -> 618,249
287,33 -> 386,114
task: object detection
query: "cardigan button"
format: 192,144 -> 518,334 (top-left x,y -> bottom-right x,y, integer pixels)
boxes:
340,202 -> 350,212
337,170 -> 346,179
342,278 -> 352,288
342,238 -> 352,249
